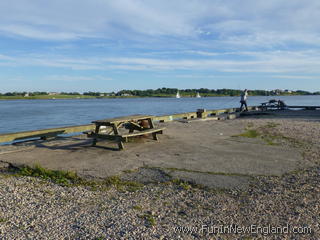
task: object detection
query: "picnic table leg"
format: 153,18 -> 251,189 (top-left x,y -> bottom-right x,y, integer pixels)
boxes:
147,118 -> 155,128
112,123 -> 125,150
92,138 -> 97,146
128,121 -> 135,133
112,123 -> 120,135
92,125 -> 100,146
147,118 -> 158,140
118,141 -> 124,150
152,132 -> 158,141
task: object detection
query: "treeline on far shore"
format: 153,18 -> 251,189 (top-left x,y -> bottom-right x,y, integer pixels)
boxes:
115,88 -> 320,97
0,88 -> 319,99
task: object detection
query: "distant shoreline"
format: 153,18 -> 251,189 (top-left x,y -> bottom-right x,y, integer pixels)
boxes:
0,94 -> 317,101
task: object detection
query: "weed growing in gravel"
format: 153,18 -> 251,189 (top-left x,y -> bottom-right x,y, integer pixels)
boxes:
237,129 -> 260,138
17,164 -> 80,185
0,217 -> 7,223
140,212 -> 156,227
103,176 -> 143,192
103,176 -> 122,186
244,122 -> 254,130
163,201 -> 169,206
122,169 -> 138,174
14,164 -> 143,192
264,122 -> 280,128
207,187 -> 229,194
171,179 -> 192,190
260,135 -> 278,145
93,237 -> 105,240
158,166 -> 251,178
132,205 -> 143,211
43,189 -> 54,195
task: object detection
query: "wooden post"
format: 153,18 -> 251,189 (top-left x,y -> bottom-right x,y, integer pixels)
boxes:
197,109 -> 207,119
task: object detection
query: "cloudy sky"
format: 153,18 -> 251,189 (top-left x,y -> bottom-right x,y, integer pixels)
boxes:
0,0 -> 319,92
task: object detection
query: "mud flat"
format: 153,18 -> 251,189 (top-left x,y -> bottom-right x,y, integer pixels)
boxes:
0,110 -> 319,239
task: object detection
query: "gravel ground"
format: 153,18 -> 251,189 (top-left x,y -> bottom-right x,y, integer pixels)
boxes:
0,118 -> 319,240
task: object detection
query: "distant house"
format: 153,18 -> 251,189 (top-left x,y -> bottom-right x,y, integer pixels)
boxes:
24,93 -> 29,97
272,89 -> 283,95
99,93 -> 105,97
48,92 -> 60,95
121,93 -> 132,97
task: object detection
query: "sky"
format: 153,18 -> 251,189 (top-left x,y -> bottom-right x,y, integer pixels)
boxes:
0,0 -> 319,93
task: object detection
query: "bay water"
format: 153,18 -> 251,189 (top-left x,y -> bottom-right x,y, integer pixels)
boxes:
0,95 -> 319,134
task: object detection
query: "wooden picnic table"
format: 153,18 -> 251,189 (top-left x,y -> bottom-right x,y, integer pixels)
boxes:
260,99 -> 287,111
86,114 -> 165,150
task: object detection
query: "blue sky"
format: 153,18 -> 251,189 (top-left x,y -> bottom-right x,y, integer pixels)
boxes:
0,0 -> 319,92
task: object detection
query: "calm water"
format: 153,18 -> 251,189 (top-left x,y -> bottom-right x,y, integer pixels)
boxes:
0,95 -> 319,134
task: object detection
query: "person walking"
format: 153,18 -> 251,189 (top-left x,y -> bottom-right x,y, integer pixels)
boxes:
240,89 -> 248,112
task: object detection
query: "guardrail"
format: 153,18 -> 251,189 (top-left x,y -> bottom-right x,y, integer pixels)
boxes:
0,105 -> 261,144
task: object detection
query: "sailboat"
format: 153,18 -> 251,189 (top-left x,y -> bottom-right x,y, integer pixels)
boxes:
176,91 -> 180,98
196,92 -> 201,98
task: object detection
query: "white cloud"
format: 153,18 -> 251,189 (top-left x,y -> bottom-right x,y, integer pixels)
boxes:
0,0 -> 319,48
0,54 -> 15,61
44,75 -> 113,82
183,50 -> 220,56
1,49 -> 320,74
174,74 -> 219,79
272,75 -> 319,80
0,24 -> 79,40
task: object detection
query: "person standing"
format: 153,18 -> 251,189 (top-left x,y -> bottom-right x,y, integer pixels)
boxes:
240,89 -> 248,111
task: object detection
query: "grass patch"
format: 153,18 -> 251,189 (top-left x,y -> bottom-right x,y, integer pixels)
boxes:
261,135 -> 278,145
122,169 -> 138,174
233,123 -> 299,147
245,122 -> 254,130
171,179 -> 192,190
17,164 -> 80,186
140,213 -> 156,227
153,166 -> 253,178
93,237 -> 105,240
0,217 -> 7,223
207,187 -> 230,194
133,205 -> 143,211
260,131 -> 305,148
103,176 -> 143,192
13,164 -> 143,191
237,129 -> 260,138
265,122 -> 280,128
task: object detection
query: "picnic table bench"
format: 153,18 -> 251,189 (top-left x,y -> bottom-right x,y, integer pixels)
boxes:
85,115 -> 165,150
260,99 -> 288,111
